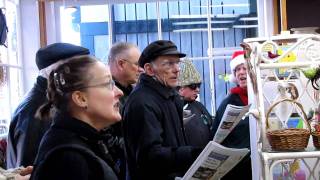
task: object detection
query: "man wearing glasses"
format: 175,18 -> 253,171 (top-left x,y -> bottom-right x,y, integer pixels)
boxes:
123,40 -> 202,180
108,42 -> 143,105
106,42 -> 143,179
178,59 -> 213,147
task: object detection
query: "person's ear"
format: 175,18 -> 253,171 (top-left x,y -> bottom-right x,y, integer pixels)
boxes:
144,63 -> 155,76
71,91 -> 88,109
117,59 -> 126,70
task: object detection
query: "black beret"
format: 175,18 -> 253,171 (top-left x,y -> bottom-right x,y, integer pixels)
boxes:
36,43 -> 90,70
138,40 -> 186,67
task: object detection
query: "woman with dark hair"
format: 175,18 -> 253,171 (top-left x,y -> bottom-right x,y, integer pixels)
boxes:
30,55 -> 123,180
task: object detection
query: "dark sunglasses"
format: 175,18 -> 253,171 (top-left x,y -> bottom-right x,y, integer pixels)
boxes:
187,83 -> 201,90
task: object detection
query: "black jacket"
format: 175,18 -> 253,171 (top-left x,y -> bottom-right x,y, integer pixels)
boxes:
102,79 -> 133,180
7,76 -> 51,168
123,74 -> 202,180
212,93 -> 251,180
183,100 -> 213,147
30,113 -> 118,180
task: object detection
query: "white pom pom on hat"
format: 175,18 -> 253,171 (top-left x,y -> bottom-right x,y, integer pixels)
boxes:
229,50 -> 246,83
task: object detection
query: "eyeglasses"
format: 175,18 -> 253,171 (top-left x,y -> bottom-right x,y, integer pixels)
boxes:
81,79 -> 116,91
187,83 -> 201,90
160,60 -> 181,69
121,58 -> 139,67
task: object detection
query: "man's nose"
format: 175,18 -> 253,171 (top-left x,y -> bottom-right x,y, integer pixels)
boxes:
172,63 -> 180,72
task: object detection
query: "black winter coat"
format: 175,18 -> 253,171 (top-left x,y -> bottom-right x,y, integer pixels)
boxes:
183,100 -> 213,147
7,76 -> 51,168
102,80 -> 133,180
212,93 -> 251,180
123,74 -> 202,180
30,113 -> 118,180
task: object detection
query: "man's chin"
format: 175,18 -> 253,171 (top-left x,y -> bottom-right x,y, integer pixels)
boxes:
168,84 -> 178,88
167,81 -> 178,88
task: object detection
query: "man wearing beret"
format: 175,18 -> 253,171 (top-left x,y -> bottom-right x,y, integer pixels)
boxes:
7,43 -> 89,169
122,40 -> 202,180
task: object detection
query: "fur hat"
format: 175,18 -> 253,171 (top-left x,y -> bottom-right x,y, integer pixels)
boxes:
178,59 -> 201,87
138,40 -> 186,68
229,50 -> 245,83
36,43 -> 90,70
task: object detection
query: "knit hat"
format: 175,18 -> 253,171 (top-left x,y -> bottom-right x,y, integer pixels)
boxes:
178,59 -> 201,87
229,50 -> 246,83
36,43 -> 90,70
138,40 -> 186,68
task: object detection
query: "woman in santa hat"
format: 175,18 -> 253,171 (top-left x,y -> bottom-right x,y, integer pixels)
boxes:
212,50 -> 251,179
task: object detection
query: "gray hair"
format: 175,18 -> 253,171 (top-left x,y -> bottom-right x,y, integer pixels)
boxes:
108,42 -> 138,64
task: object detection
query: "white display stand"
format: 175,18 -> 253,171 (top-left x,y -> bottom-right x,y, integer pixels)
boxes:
244,34 -> 320,180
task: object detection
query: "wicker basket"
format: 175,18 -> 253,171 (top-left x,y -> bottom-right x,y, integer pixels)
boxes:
266,99 -> 310,151
312,132 -> 320,149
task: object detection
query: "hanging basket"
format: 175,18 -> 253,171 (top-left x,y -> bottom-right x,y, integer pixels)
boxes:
266,99 -> 310,151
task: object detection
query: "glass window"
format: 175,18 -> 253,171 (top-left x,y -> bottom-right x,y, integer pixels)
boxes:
158,0 -> 211,109
0,0 -> 22,136
80,5 -> 109,23
112,2 -> 159,48
94,35 -> 109,63
0,68 -> 10,129
60,6 -> 81,45
57,0 -> 258,114
60,4 -> 110,61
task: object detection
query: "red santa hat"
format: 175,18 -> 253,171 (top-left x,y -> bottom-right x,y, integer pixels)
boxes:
229,50 -> 246,83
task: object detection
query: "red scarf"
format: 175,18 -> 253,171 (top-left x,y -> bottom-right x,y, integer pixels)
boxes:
230,87 -> 248,105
